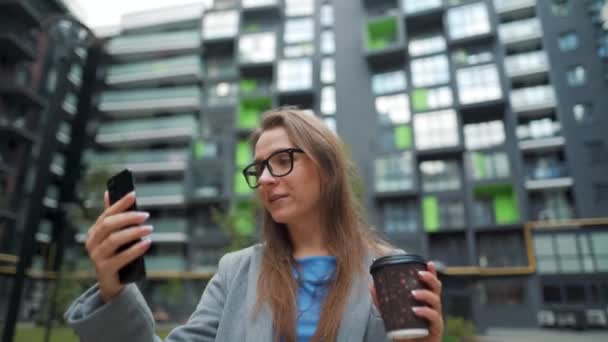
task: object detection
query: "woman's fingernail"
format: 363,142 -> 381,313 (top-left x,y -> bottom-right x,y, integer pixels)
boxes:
411,290 -> 419,296
138,212 -> 150,219
141,225 -> 154,233
412,307 -> 422,313
141,237 -> 152,245
418,270 -> 429,276
129,191 -> 136,198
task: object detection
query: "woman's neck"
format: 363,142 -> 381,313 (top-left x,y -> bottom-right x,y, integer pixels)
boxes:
287,217 -> 329,259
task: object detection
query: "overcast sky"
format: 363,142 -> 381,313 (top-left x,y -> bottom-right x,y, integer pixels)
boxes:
72,0 -> 209,29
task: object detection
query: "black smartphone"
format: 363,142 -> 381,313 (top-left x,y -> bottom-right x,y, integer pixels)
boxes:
107,169 -> 147,284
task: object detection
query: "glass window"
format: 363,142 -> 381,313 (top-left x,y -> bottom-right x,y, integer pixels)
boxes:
456,64 -> 502,105
477,232 -> 527,267
283,43 -> 315,57
411,86 -> 453,112
372,70 -> 407,95
402,0 -> 442,14
409,33 -> 446,57
551,0 -> 570,16
467,151 -> 510,180
451,46 -> 493,67
382,200 -> 418,233
573,103 -> 593,123
420,160 -> 462,192
320,57 -> 335,84
238,32 -> 276,63
374,152 -> 416,192
284,18 -> 314,44
203,11 -> 239,40
438,198 -> 466,228
464,120 -> 505,150
320,4 -> 334,27
285,0 -> 314,16
566,65 -> 586,86
321,30 -> 335,54
414,109 -> 460,150
558,31 -> 579,51
206,54 -> 236,79
411,54 -> 450,87
446,2 -> 491,40
379,124 -> 413,151
277,59 -> 312,92
479,280 -> 525,305
375,94 -> 410,124
321,86 -> 336,115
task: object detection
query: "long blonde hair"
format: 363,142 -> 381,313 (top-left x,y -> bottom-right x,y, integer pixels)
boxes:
250,107 -> 386,342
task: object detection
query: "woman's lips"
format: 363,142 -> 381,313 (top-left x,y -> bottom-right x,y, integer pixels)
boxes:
269,194 -> 288,203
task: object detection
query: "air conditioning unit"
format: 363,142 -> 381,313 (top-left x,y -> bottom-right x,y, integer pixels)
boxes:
586,309 -> 607,327
537,310 -> 556,327
556,312 -> 576,327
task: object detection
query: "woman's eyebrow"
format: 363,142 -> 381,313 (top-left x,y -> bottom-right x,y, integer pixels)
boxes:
253,147 -> 294,162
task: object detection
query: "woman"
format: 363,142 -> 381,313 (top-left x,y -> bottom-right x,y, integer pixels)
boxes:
65,107 -> 444,342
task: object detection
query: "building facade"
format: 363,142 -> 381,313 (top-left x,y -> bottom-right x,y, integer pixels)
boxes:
1,0 -> 608,334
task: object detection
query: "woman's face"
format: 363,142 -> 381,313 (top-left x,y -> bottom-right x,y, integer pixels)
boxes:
254,127 -> 322,225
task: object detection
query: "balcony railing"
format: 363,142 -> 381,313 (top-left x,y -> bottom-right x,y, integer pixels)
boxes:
105,30 -> 200,57
136,181 -> 186,207
493,0 -> 536,14
106,55 -> 203,86
504,50 -> 549,78
510,85 -> 556,114
146,255 -> 187,271
149,217 -> 188,242
402,0 -> 442,15
86,148 -> 189,174
98,86 -> 201,116
96,114 -> 197,146
498,18 -> 542,45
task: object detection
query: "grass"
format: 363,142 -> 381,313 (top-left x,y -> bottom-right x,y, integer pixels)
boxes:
14,324 -> 174,342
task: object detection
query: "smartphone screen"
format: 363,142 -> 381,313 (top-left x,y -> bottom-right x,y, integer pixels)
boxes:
107,169 -> 147,283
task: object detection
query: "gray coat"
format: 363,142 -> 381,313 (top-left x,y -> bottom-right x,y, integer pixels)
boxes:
64,244 -> 391,341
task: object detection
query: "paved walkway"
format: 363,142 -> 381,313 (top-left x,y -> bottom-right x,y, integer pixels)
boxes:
478,328 -> 608,342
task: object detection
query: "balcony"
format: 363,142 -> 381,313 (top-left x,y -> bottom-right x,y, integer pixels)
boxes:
510,85 -> 556,115
86,148 -> 189,174
498,18 -> 542,47
504,50 -> 549,80
0,32 -> 35,62
493,0 -> 536,15
98,86 -> 201,117
95,114 -> 197,147
106,55 -> 203,87
105,30 -> 200,59
136,181 -> 186,208
402,0 -> 442,16
146,255 -> 187,272
149,217 -> 188,243
120,3 -> 204,33
526,177 -> 574,191
519,136 -> 565,152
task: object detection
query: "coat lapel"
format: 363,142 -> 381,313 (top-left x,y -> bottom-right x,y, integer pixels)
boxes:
336,252 -> 376,342
245,246 -> 274,342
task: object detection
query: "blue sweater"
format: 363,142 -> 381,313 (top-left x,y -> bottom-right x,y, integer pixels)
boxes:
293,256 -> 336,342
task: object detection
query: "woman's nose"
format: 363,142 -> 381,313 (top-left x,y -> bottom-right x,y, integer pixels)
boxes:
257,165 -> 277,186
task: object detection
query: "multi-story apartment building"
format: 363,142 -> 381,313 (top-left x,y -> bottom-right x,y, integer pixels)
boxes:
2,0 -> 608,334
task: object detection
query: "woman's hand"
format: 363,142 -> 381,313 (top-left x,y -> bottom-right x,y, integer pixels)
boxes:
369,261 -> 444,342
85,191 -> 153,303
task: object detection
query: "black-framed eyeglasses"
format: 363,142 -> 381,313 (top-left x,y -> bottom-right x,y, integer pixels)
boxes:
242,148 -> 305,188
